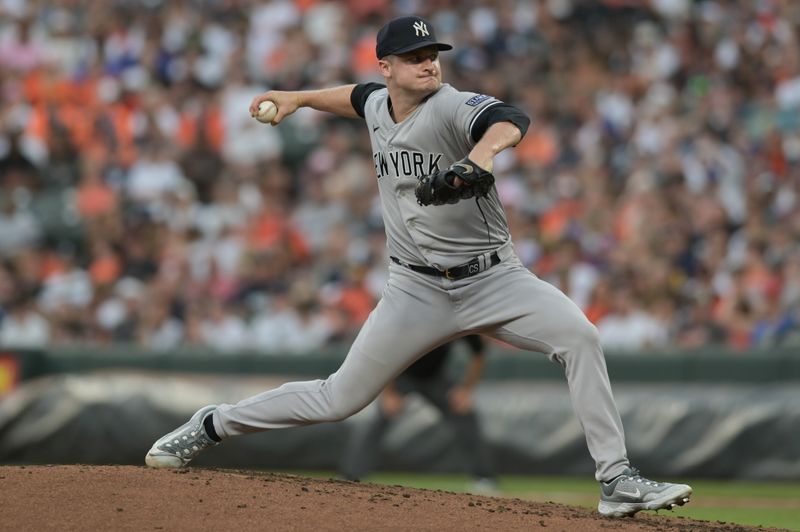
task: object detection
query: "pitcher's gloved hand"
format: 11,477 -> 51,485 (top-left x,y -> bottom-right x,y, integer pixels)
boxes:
415,157 -> 495,206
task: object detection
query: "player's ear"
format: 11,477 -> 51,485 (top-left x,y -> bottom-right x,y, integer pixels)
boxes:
378,57 -> 392,78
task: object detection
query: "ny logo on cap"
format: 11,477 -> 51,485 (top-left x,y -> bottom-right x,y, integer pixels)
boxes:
413,20 -> 429,37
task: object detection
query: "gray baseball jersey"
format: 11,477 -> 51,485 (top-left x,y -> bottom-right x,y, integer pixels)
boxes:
209,83 -> 630,483
364,83 -> 508,269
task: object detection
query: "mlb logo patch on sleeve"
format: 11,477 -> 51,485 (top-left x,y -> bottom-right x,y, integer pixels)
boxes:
465,94 -> 491,106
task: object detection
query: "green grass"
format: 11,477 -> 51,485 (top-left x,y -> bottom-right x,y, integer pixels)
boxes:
293,471 -> 800,530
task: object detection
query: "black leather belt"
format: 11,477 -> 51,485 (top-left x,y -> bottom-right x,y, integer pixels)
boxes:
390,252 -> 500,280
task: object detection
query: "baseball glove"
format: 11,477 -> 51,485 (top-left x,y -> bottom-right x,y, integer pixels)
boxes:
415,157 -> 495,206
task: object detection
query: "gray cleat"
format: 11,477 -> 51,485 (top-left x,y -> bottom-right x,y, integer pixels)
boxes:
145,405 -> 219,468
598,467 -> 692,517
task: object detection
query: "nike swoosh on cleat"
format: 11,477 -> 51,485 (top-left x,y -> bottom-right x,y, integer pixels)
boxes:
616,488 -> 641,498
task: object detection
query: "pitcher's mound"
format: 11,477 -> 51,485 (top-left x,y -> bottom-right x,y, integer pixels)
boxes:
0,465 -> 767,531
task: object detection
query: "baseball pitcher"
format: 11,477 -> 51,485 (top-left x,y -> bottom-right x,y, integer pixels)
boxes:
146,15 -> 692,518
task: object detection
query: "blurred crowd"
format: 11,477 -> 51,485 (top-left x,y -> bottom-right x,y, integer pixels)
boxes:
1,0 -> 799,354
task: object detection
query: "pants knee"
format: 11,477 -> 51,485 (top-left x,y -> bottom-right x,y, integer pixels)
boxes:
323,378 -> 374,422
559,320 -> 602,358
326,401 -> 362,422
578,321 -> 601,348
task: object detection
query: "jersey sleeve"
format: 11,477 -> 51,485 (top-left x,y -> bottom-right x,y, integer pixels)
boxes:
434,88 -> 505,148
351,82 -> 386,118
470,103 -> 530,143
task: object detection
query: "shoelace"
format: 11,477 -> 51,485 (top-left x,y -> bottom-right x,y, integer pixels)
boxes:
625,468 -> 661,487
164,426 -> 215,457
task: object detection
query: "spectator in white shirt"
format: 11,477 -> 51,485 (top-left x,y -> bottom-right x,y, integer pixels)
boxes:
199,299 -> 249,353
0,293 -> 50,347
250,282 -> 335,354
0,196 -> 41,259
598,288 -> 668,353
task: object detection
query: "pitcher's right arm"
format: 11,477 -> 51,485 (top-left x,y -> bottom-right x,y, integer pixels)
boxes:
249,85 -> 360,124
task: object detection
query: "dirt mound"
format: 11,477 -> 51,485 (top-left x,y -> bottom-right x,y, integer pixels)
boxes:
0,465 -> 771,531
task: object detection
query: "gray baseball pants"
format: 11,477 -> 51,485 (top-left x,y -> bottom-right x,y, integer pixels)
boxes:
213,252 -> 629,481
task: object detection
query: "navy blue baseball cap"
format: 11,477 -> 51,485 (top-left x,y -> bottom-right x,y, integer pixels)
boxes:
376,16 -> 453,59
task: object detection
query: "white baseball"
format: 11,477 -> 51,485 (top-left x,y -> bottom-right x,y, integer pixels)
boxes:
255,100 -> 278,123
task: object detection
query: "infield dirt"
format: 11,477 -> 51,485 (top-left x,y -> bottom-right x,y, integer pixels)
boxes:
0,465 -> 783,531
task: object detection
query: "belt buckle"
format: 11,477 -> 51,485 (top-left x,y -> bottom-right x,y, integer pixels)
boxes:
444,268 -> 455,280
